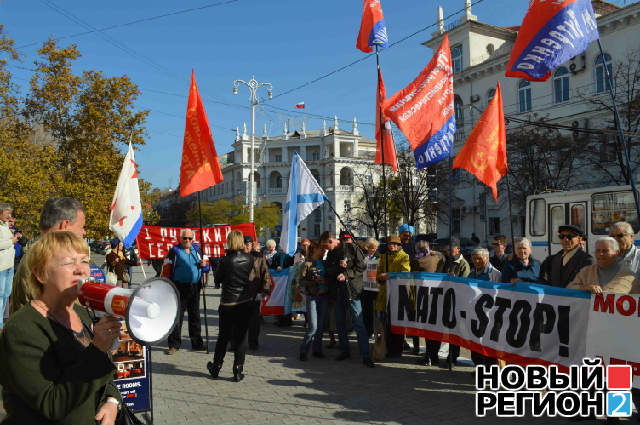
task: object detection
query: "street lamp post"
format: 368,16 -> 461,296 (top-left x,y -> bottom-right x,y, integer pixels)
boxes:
233,76 -> 272,223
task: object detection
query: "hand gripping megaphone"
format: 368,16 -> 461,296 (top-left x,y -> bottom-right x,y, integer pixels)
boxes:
77,277 -> 180,346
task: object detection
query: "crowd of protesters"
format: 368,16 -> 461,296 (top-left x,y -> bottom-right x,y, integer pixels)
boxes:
2,197 -> 640,393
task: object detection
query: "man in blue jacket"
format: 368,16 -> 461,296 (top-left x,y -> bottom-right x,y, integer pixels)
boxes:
163,228 -> 209,354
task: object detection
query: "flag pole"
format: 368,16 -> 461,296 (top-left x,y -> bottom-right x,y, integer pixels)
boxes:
375,46 -> 390,248
597,39 -> 640,219
324,196 -> 366,258
197,191 -> 210,354
447,156 -> 453,371
505,173 -> 516,255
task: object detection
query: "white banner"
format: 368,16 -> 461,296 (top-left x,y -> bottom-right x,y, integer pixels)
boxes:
388,272 -> 590,369
363,259 -> 379,292
586,293 -> 640,388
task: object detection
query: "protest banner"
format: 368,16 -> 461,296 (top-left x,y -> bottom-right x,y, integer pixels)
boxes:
586,293 -> 640,388
388,272 -> 590,370
262,268 -> 290,316
286,264 -> 307,314
363,258 -> 379,292
135,223 -> 256,260
113,323 -> 151,412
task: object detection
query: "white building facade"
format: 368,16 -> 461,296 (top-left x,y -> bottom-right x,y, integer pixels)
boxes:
201,117 -> 384,241
426,0 -> 640,244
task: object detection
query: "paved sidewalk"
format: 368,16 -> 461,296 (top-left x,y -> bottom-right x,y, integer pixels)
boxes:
149,284 -> 585,425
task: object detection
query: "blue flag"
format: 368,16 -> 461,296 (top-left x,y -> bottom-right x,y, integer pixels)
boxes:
280,153 -> 326,256
506,0 -> 599,81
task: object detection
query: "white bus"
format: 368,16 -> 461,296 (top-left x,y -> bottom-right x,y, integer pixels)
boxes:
525,185 -> 639,260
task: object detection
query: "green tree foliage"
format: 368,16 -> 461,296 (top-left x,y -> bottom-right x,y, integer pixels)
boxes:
187,196 -> 280,237
0,31 -> 158,237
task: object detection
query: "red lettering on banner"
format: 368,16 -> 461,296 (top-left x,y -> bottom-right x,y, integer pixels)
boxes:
593,293 -> 615,313
136,224 -> 256,260
616,295 -> 635,316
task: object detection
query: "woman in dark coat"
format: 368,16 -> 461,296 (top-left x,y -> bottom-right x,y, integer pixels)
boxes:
0,231 -> 122,425
208,231 -> 270,382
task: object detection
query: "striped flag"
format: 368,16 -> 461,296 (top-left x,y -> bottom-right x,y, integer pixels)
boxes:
109,142 -> 143,248
295,102 -> 305,109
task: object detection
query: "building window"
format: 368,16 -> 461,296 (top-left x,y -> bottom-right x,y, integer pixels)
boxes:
269,171 -> 282,188
595,53 -> 612,94
489,217 -> 501,235
519,80 -> 532,112
275,154 -> 282,162
553,67 -> 570,103
339,167 -> 353,186
312,151 -> 320,161
452,44 -> 463,73
343,200 -> 351,214
454,95 -> 464,126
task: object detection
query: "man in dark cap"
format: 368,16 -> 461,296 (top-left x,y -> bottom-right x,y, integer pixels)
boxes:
539,225 -> 593,288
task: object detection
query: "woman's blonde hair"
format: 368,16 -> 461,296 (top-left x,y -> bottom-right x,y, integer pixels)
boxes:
364,237 -> 379,250
226,230 -> 245,251
27,230 -> 89,297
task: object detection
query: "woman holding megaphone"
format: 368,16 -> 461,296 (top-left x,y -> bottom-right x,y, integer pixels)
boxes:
0,231 -> 123,425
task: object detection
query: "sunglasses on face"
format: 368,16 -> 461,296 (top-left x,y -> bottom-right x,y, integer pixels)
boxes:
182,237 -> 193,241
558,234 -> 577,240
612,234 -> 628,239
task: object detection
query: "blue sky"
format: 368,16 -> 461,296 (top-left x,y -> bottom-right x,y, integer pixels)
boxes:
2,0 -> 616,188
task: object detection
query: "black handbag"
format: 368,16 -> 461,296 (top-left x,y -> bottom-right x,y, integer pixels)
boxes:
116,403 -> 144,425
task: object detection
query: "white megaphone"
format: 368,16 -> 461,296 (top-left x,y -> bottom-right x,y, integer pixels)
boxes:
77,277 -> 180,346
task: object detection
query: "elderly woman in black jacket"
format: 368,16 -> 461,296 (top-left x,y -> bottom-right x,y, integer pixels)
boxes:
207,230 -> 270,382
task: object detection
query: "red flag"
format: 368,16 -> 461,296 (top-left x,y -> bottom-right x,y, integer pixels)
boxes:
375,67 -> 397,174
180,70 -> 224,197
452,82 -> 507,202
356,0 -> 389,53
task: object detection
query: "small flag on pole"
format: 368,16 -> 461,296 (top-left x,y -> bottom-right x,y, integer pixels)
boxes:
356,0 -> 389,53
295,102 -> 305,109
280,152 -> 326,256
180,69 -> 224,197
109,142 -> 143,249
453,82 -> 507,202
505,0 -> 599,81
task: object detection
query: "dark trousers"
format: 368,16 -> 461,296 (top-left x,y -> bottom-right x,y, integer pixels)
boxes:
168,282 -> 203,349
213,302 -> 252,367
425,341 -> 459,363
360,290 -> 376,338
248,300 -> 261,348
471,351 -> 497,367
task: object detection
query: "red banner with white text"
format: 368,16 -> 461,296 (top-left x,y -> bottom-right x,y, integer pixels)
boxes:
135,223 -> 256,260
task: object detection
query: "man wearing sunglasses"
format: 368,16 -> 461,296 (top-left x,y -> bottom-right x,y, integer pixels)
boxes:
539,225 -> 593,288
163,228 -> 209,354
609,221 -> 640,276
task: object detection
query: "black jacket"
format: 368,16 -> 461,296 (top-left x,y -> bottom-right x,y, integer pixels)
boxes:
539,248 -> 594,288
214,251 -> 254,305
325,243 -> 366,300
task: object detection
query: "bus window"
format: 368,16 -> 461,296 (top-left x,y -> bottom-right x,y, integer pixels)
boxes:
570,204 -> 586,234
550,205 -> 564,243
591,191 -> 639,235
529,198 -> 546,236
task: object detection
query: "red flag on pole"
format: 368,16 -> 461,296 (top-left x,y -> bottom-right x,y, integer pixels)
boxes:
180,70 -> 224,197
375,67 -> 397,174
452,82 -> 507,202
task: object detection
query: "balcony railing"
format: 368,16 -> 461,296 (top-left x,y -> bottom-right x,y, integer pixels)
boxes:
268,187 -> 284,194
337,185 -> 354,192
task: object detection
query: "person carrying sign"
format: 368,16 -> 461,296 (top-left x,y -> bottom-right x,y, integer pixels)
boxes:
411,240 -> 445,367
